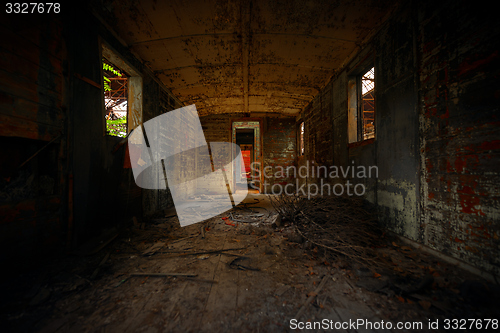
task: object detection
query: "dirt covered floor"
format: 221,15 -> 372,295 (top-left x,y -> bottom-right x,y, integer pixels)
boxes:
1,194 -> 499,332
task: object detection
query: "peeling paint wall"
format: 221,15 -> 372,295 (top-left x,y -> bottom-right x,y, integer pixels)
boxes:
298,1 -> 422,241
97,0 -> 397,118
0,5 -> 182,268
0,13 -> 66,267
418,0 -> 500,274
299,0 -> 499,275
296,82 -> 335,194
200,114 -> 233,144
68,6 -> 184,226
373,1 -> 420,241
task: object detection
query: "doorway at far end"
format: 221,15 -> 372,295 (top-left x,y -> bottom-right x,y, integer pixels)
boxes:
235,129 -> 258,193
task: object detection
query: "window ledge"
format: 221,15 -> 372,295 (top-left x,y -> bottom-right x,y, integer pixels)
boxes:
348,138 -> 375,149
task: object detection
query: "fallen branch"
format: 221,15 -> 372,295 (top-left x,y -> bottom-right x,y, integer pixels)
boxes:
114,274 -> 217,287
273,194 -> 385,270
228,256 -> 260,271
295,275 -> 329,319
168,234 -> 198,244
90,252 -> 110,280
142,241 -> 165,256
130,272 -> 197,277
155,247 -> 246,257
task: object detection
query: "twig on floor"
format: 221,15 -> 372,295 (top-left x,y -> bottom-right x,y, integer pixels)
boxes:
228,256 -> 260,271
181,277 -> 218,283
168,234 -> 198,244
90,252 -> 110,280
142,242 -> 166,256
114,277 -> 129,288
155,247 -> 246,257
130,272 -> 198,277
295,275 -> 329,319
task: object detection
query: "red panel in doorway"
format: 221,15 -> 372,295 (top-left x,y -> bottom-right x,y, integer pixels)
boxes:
241,150 -> 251,177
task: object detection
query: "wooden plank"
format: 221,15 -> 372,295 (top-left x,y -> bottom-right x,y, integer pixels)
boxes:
0,24 -> 64,72
320,308 -> 349,333
0,86 -> 64,130
0,195 -> 61,225
0,47 -> 63,85
16,18 -> 64,57
160,281 -> 190,331
130,272 -> 197,277
159,256 -> 220,331
74,73 -> 101,89
128,76 -> 143,132
0,113 -> 61,141
331,293 -> 392,333
112,283 -> 165,332
295,275 -> 329,319
0,68 -> 63,110
197,232 -> 242,332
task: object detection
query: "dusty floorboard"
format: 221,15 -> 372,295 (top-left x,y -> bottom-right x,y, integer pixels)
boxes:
1,195 -> 499,332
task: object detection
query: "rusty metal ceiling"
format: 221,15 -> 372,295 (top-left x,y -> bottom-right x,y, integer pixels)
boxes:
96,0 -> 397,117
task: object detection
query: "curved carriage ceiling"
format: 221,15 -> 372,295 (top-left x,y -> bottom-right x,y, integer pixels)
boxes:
97,0 -> 397,117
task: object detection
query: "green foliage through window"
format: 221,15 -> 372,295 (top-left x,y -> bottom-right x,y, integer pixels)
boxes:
106,116 -> 127,138
103,60 -> 122,92
103,62 -> 123,77
103,76 -> 111,91
103,59 -> 127,138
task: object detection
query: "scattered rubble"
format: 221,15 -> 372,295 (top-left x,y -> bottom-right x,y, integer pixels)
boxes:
1,195 -> 499,332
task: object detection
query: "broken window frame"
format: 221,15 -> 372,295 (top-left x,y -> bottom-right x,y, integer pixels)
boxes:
102,57 -> 129,137
358,67 -> 375,141
348,65 -> 376,144
101,42 -> 143,137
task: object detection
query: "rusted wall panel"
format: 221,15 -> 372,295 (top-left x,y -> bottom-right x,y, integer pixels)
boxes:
297,82 -> 335,193
200,114 -> 233,143
0,6 -> 183,267
298,0 -> 499,276
375,4 -> 420,238
418,0 -> 500,274
0,11 -> 66,269
0,18 -> 64,141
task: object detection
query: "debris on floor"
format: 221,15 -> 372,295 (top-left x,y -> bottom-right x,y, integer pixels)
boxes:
1,194 -> 499,332
271,194 -> 383,269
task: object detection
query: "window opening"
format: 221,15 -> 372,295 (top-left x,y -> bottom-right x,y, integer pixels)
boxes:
103,58 -> 128,137
348,66 -> 375,143
360,67 -> 375,140
299,121 -> 305,155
